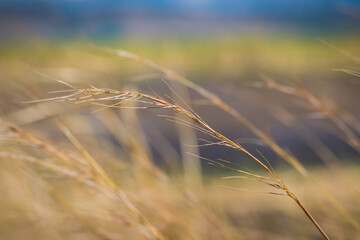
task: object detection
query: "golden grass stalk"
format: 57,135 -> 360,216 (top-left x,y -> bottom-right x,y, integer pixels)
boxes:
0,152 -> 114,240
1,120 -> 166,240
95,47 -> 359,231
31,83 -> 331,240
95,106 -> 168,182
333,69 -> 360,78
244,94 -> 340,166
258,74 -> 360,155
317,38 -> 360,63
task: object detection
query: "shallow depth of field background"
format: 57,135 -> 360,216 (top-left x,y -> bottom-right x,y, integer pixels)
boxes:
0,1 -> 360,239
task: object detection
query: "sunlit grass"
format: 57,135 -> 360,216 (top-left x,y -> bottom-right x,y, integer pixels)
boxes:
0,34 -> 360,239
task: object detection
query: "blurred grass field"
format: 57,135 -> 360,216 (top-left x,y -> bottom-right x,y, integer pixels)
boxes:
0,34 -> 360,239
2,34 -> 360,80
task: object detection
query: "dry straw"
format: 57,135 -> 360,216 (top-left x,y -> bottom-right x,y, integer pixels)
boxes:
28,81 -> 331,239
93,46 -> 359,231
2,120 -> 166,240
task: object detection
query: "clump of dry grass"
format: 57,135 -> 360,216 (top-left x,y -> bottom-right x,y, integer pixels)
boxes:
2,44 -> 359,239
0,120 -> 167,240
27,80 -> 331,239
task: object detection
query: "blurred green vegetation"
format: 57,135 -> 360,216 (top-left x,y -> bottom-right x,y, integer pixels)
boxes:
1,34 -> 360,84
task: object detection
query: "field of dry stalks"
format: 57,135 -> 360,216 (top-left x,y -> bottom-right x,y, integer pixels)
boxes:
0,37 -> 360,240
